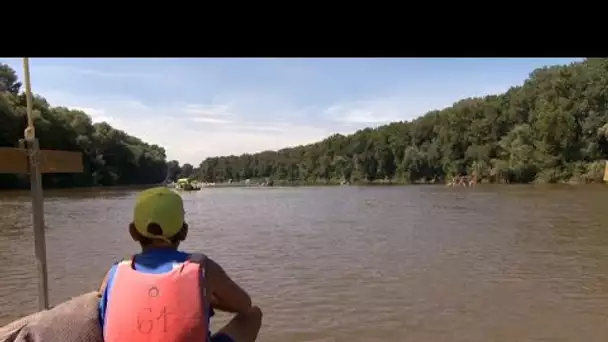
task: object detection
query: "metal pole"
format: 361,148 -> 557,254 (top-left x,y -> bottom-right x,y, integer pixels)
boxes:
22,57 -> 49,311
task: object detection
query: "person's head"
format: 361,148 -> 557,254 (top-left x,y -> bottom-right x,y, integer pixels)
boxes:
129,187 -> 188,249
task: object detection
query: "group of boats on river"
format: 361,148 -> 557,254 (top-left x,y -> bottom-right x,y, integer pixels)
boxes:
166,178 -> 206,191
167,175 -> 483,190
446,174 -> 477,188
161,166 -> 608,189
166,178 -> 275,191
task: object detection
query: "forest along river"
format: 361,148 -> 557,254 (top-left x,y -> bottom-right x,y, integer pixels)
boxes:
1,185 -> 608,341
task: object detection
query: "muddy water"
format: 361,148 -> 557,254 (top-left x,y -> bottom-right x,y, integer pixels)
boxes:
1,185 -> 608,341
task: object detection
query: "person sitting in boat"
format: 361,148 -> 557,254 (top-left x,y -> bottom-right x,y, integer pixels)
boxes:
97,187 -> 262,342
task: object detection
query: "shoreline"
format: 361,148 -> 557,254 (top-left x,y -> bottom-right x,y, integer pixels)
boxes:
1,180 -> 606,194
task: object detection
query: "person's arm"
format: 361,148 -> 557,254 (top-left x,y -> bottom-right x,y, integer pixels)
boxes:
206,257 -> 252,314
209,294 -> 240,313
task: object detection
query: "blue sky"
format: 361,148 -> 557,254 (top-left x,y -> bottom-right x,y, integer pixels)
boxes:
0,58 -> 582,164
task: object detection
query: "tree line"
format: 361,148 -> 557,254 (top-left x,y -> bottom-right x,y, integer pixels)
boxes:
0,63 -> 168,189
195,58 -> 608,185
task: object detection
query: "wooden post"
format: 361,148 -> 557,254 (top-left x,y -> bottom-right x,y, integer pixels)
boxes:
0,58 -> 83,311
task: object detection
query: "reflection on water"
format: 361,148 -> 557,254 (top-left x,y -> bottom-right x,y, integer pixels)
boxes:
1,185 -> 608,341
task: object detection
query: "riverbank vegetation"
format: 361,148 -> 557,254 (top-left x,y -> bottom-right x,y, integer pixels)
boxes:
197,58 -> 608,185
0,63 -> 168,189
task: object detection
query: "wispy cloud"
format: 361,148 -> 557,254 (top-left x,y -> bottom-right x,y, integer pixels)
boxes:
12,61 -> 164,83
36,89 -> 333,164
182,104 -> 232,117
68,106 -> 116,124
325,99 -> 408,124
324,96 -> 460,126
182,104 -> 235,124
189,117 -> 234,124
38,65 -> 155,79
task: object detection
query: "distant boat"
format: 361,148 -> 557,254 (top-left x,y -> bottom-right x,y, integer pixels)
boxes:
174,178 -> 201,191
604,160 -> 608,183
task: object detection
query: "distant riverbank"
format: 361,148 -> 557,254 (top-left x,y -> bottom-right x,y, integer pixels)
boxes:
1,177 -> 606,194
211,177 -> 608,187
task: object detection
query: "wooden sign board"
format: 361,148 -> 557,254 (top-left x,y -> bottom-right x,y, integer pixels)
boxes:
39,149 -> 83,174
0,147 -> 28,173
0,147 -> 83,174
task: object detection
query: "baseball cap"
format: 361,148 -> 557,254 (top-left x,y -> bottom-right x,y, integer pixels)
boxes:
133,187 -> 185,241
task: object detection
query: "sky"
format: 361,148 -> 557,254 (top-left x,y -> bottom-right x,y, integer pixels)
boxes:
0,58 -> 582,165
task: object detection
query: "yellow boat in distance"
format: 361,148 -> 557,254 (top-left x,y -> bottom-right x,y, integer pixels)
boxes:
169,178 -> 202,191
604,160 -> 608,183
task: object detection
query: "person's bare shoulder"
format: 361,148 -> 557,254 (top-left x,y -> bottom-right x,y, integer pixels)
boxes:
205,257 -> 229,288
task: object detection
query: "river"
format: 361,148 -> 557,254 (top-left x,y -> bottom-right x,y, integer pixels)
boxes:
1,185 -> 608,341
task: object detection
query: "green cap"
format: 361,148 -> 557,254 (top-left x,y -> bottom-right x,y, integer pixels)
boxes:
133,187 -> 185,240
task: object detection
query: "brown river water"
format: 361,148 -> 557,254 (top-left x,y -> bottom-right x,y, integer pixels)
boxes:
1,185 -> 608,341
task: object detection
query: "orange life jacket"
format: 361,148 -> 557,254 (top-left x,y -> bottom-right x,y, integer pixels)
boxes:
104,255 -> 208,342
